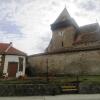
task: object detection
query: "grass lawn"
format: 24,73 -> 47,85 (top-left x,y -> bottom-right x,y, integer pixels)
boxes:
0,75 -> 100,84
79,75 -> 100,83
48,75 -> 100,84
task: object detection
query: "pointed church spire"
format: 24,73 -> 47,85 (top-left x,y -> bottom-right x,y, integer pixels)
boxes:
54,7 -> 71,24
51,7 -> 78,31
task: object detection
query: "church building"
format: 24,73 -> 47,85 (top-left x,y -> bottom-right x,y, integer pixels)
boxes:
28,8 -> 100,75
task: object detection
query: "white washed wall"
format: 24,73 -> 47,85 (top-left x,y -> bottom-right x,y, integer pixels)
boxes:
3,55 -> 26,77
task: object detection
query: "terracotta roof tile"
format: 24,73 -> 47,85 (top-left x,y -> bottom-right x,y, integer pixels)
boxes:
0,43 -> 26,56
79,23 -> 99,33
74,23 -> 100,44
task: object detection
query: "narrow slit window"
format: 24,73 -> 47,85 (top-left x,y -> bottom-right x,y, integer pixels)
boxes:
62,42 -> 63,47
19,57 -> 23,71
59,31 -> 64,36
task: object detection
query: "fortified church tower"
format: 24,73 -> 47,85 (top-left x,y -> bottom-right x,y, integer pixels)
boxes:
46,7 -> 79,52
28,7 -> 100,76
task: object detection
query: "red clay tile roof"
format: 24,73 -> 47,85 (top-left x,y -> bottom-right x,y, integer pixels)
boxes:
0,43 -> 27,56
79,23 -> 99,33
74,32 -> 100,44
74,23 -> 100,44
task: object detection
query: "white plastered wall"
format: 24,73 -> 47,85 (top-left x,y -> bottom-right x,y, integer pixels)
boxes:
3,55 -> 26,77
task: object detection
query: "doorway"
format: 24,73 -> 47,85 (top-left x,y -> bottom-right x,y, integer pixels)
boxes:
8,62 -> 18,77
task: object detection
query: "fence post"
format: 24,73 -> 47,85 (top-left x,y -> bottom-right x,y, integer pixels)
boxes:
46,58 -> 49,83
76,75 -> 79,93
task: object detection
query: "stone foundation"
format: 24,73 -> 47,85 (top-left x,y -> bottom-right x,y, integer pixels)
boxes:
0,83 -> 99,96
0,84 -> 61,96
79,83 -> 100,94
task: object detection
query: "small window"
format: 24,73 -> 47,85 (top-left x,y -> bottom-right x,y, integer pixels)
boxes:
19,57 -> 23,71
59,31 -> 64,36
62,42 -> 63,47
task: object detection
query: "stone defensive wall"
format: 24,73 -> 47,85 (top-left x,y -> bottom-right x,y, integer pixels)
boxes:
28,45 -> 100,75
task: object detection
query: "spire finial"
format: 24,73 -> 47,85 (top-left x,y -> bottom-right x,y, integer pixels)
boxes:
65,4 -> 66,8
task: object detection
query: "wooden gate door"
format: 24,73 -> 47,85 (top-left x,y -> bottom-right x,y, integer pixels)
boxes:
8,62 -> 18,77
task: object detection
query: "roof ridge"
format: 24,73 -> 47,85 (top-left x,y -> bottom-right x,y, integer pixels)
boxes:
80,23 -> 99,28
5,42 -> 12,53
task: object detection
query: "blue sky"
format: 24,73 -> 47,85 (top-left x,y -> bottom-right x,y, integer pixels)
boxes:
0,0 -> 100,55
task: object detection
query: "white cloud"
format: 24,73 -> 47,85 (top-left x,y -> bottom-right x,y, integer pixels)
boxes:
0,0 -> 100,55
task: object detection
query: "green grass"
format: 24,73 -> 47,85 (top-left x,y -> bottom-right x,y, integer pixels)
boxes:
0,75 -> 100,84
48,76 -> 77,85
48,75 -> 100,84
79,75 -> 100,83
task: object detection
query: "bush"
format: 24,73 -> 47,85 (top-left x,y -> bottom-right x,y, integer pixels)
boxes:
25,66 -> 37,77
17,75 -> 27,80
